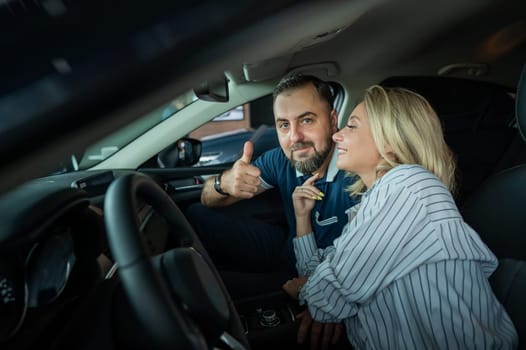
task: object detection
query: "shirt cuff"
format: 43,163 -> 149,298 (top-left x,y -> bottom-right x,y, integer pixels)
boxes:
293,232 -> 318,258
298,282 -> 308,305
259,176 -> 274,190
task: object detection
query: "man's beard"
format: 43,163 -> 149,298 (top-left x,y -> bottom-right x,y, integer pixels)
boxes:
290,136 -> 333,174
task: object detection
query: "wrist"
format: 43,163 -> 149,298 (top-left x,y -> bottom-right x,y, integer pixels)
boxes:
296,231 -> 313,237
295,218 -> 312,236
297,282 -> 307,305
214,171 -> 229,196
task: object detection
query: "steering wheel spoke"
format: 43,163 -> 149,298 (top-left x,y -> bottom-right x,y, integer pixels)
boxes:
104,174 -> 249,350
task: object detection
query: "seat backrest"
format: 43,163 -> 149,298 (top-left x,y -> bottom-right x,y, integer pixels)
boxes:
461,65 -> 526,260
460,164 -> 526,260
489,258 -> 526,348
461,63 -> 526,347
380,76 -> 518,205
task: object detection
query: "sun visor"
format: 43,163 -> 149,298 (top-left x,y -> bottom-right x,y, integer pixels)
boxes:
243,56 -> 292,82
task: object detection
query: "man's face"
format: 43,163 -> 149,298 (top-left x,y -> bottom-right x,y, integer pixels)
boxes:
273,84 -> 338,173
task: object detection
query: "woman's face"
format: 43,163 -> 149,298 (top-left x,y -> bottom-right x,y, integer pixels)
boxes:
332,102 -> 383,188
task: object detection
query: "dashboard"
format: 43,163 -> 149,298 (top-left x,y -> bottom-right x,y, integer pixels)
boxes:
0,169 -> 173,349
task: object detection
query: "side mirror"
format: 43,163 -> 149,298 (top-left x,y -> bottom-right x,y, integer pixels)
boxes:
157,138 -> 202,168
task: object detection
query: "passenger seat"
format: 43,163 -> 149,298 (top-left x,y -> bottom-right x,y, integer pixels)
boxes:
461,64 -> 526,348
380,75 -> 521,205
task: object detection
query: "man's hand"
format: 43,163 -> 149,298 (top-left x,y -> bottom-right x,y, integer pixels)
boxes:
221,141 -> 262,198
296,309 -> 344,350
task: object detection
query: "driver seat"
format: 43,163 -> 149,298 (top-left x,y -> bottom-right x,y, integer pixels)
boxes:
461,63 -> 526,347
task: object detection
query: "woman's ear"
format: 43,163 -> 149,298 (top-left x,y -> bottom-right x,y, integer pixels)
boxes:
383,144 -> 397,161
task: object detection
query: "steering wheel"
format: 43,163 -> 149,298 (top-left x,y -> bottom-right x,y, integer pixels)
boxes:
104,173 -> 249,350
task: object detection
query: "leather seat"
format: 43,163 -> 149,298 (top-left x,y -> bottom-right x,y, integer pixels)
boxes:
489,259 -> 526,348
380,75 -> 519,205
462,64 -> 526,348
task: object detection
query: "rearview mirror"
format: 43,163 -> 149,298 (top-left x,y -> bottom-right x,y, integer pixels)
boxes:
193,76 -> 229,102
157,138 -> 202,168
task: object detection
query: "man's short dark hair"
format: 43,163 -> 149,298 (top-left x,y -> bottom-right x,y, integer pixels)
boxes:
273,73 -> 335,111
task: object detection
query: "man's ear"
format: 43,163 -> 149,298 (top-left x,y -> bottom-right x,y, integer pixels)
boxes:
330,109 -> 339,132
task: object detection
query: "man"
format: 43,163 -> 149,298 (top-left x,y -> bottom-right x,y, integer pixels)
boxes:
186,73 -> 358,349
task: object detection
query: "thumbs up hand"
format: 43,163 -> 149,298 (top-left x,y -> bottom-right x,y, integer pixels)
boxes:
240,140 -> 253,164
220,141 -> 262,199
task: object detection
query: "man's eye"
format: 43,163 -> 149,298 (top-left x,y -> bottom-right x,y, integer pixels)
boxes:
302,118 -> 313,125
278,122 -> 289,129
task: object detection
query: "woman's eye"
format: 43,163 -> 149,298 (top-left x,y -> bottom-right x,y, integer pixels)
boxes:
346,124 -> 357,129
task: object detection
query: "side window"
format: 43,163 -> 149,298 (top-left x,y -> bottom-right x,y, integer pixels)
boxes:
192,94 -> 278,166
189,105 -> 250,140
169,81 -> 344,168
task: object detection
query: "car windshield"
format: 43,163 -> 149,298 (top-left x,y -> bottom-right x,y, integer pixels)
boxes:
68,90 -> 197,172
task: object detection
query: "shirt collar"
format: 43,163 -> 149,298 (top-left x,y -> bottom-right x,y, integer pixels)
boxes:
295,148 -> 339,182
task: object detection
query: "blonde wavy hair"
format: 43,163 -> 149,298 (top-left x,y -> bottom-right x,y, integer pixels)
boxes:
348,85 -> 457,196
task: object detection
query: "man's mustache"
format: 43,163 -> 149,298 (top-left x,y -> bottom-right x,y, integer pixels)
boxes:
290,142 -> 315,152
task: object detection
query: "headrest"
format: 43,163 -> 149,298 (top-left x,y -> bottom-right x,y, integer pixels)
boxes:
380,76 -> 515,132
516,64 -> 526,141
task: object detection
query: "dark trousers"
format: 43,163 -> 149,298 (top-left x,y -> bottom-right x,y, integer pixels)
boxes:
185,203 -> 297,300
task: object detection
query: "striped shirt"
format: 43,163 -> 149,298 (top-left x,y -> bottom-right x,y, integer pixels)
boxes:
294,165 -> 518,349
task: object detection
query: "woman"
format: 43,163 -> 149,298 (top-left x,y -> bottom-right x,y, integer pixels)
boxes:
283,85 -> 517,349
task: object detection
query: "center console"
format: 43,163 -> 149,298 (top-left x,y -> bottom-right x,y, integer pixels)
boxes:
234,291 -> 303,349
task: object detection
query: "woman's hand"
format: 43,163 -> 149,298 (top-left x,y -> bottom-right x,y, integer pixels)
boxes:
283,276 -> 308,300
292,173 -> 324,218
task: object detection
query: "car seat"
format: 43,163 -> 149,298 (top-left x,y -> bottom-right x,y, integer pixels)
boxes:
461,64 -> 526,348
380,75 -> 520,205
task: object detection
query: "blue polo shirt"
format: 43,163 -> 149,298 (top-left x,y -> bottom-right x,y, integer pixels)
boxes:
253,147 -> 359,262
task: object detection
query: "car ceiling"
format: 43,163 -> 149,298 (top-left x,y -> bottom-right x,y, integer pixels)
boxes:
0,0 -> 525,194
238,0 -> 525,89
